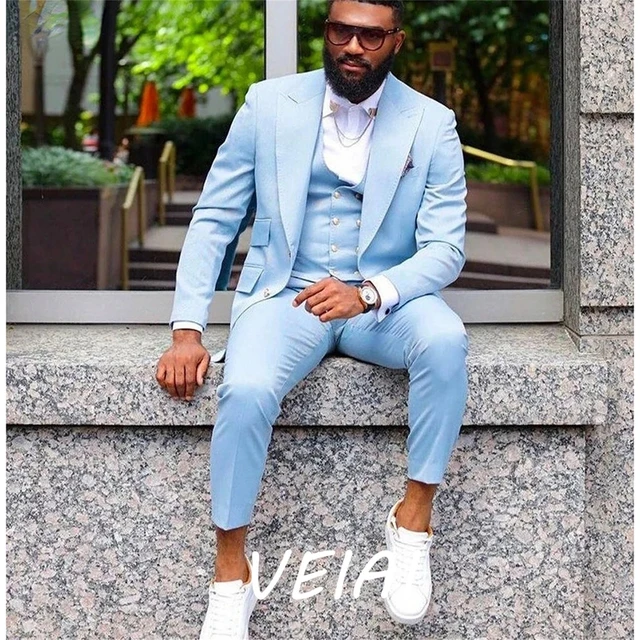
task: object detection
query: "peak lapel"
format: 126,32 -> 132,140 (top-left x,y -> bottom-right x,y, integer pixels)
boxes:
276,73 -> 325,252
359,77 -> 423,256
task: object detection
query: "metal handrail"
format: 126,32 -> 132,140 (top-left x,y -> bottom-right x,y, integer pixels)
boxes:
461,144 -> 544,232
158,140 -> 176,225
121,166 -> 146,291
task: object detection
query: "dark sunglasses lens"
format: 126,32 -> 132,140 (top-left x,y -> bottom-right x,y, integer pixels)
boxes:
360,29 -> 385,50
327,23 -> 354,45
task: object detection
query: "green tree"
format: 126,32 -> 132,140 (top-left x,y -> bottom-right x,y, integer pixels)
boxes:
298,0 -> 549,153
126,0 -> 265,114
400,0 -> 549,151
61,0 -> 150,148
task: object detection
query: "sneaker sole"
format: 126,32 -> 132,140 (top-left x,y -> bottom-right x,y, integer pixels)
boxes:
383,596 -> 428,626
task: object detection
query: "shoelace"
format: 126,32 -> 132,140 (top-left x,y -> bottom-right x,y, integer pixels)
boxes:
392,537 -> 431,587
206,587 -> 246,638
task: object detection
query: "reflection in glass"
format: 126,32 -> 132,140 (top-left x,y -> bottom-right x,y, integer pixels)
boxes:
299,0 -> 551,290
19,0 -> 265,291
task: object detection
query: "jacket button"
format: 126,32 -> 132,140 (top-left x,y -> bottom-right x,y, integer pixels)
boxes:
263,288 -> 270,298
331,244 -> 338,252
355,193 -> 363,201
333,191 -> 341,199
356,219 -> 361,227
332,217 -> 340,225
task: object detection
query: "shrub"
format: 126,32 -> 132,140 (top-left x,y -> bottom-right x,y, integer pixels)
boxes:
464,162 -> 551,187
22,146 -> 135,187
21,123 -> 68,148
156,115 -> 235,177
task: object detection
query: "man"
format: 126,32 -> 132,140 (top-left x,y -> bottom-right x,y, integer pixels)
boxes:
156,0 -> 468,637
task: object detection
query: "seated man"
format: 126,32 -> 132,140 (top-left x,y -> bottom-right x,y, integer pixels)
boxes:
156,0 -> 468,637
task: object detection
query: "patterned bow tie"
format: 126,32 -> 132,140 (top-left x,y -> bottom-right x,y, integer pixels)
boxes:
330,100 -> 378,118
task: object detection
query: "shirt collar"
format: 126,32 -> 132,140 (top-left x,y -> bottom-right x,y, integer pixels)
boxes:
322,78 -> 387,118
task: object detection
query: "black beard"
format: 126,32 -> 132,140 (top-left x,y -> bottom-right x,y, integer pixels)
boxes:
323,43 -> 395,104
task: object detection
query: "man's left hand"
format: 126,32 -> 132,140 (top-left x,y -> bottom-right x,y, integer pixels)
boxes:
292,277 -> 366,322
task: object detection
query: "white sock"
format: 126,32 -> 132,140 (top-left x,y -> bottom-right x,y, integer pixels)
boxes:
213,579 -> 244,594
397,526 -> 431,543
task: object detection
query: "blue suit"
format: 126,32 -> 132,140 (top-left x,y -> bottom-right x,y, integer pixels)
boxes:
170,70 -> 469,530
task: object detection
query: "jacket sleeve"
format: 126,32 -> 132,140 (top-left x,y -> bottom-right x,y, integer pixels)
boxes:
169,84 -> 258,330
378,108 -> 467,308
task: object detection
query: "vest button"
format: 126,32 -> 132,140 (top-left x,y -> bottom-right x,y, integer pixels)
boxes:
331,244 -> 338,253
355,193 -> 363,201
332,217 -> 340,225
333,191 -> 341,199
356,219 -> 361,227
263,288 -> 270,298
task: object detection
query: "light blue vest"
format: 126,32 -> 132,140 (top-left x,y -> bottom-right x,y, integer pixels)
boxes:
287,129 -> 366,289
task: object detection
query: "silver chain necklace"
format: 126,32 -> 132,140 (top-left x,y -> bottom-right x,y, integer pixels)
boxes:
333,110 -> 375,148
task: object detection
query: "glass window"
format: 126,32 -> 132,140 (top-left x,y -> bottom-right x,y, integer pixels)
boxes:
298,0 -> 553,292
9,0 -> 563,323
18,0 -> 265,292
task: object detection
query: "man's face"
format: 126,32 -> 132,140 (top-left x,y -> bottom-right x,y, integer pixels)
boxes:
323,0 -> 406,104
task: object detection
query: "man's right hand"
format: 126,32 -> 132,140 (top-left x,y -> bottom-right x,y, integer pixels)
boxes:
156,330 -> 211,401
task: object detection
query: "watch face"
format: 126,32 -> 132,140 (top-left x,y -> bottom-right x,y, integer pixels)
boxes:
361,286 -> 378,305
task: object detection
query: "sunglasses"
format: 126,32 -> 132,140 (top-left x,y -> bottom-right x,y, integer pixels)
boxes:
324,20 -> 400,52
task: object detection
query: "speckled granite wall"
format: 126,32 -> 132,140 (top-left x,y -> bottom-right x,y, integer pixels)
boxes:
566,0 -> 634,637
579,115 -> 633,308
6,0 -> 21,289
580,0 -> 633,113
579,336 -> 633,638
7,425 -> 585,640
6,324 -> 609,428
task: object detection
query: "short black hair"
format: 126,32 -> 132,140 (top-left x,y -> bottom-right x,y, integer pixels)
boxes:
327,0 -> 404,27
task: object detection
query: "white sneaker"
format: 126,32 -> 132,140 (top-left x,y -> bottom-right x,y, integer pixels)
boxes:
382,499 -> 433,625
199,556 -> 257,640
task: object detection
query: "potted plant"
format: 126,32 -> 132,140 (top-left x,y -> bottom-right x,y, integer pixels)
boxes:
21,146 -> 158,289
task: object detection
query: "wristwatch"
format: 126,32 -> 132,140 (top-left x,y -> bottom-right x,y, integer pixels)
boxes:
356,281 -> 380,313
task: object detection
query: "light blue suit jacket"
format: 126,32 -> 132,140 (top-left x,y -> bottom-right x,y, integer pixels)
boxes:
170,69 -> 467,330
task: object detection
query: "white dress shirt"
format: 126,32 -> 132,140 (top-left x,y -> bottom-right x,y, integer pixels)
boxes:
172,81 -> 400,333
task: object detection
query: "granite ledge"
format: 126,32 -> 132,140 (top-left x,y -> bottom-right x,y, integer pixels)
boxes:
6,324 -> 609,427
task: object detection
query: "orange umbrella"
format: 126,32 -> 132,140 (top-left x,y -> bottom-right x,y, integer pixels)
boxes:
178,87 -> 196,118
136,81 -> 160,127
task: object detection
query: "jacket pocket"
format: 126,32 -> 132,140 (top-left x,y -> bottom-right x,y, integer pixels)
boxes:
235,264 -> 263,293
250,218 -> 271,246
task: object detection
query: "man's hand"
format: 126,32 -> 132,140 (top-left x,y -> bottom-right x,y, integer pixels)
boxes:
292,277 -> 367,322
156,330 -> 210,401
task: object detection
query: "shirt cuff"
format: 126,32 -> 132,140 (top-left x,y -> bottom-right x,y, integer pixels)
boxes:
367,275 -> 400,322
171,321 -> 204,334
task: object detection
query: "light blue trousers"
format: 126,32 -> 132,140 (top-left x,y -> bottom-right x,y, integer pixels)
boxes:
211,287 -> 468,530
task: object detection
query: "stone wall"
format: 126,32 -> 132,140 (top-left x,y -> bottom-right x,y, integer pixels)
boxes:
6,0 -> 21,289
564,0 -> 633,636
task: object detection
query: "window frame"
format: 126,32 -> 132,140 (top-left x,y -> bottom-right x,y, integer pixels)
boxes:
6,0 -> 564,325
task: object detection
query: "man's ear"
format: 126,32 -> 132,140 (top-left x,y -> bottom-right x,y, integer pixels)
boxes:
394,31 -> 406,55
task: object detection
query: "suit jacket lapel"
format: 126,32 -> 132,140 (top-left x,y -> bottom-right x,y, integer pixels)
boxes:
359,75 -> 423,256
276,71 -> 325,254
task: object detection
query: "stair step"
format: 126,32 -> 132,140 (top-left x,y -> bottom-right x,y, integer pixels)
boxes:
128,280 -> 176,291
466,211 -> 498,234
165,213 -> 193,226
128,248 -> 181,263
451,271 -> 550,289
166,202 -> 196,213
463,260 -> 550,279
129,263 -> 177,281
